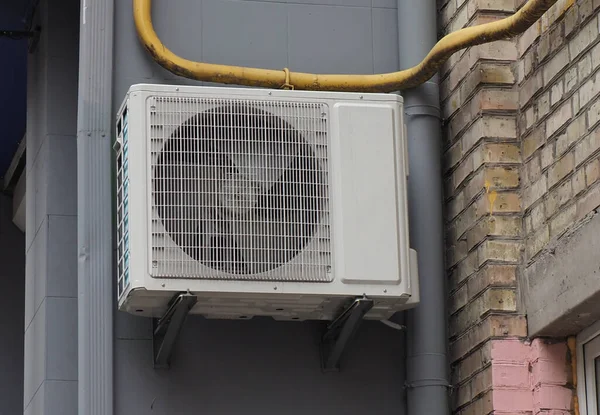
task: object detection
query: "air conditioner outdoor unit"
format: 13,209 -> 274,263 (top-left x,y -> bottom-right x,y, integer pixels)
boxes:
114,83 -> 419,322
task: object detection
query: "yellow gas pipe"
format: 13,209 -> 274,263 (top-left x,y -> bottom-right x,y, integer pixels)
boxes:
134,0 -> 558,92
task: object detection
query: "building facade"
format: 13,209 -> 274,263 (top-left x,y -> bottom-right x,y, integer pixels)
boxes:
1,0 -> 600,414
442,0 -> 600,413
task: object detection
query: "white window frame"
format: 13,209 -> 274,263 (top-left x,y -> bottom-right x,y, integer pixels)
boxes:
577,320 -> 600,415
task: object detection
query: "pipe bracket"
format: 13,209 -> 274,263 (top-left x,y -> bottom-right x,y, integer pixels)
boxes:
281,68 -> 295,90
404,379 -> 453,389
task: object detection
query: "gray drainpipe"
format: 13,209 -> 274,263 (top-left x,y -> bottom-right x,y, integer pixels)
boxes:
76,0 -> 115,413
398,1 -> 451,414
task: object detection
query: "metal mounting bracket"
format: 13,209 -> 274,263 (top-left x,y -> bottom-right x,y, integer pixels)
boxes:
153,292 -> 197,369
320,296 -> 374,372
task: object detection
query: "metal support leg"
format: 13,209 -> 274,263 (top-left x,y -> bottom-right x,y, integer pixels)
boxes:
153,292 -> 197,369
320,296 -> 374,372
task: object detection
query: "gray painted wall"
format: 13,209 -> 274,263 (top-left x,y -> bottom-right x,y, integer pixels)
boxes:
0,195 -> 25,415
20,0 -> 406,413
113,0 -> 406,414
24,0 -> 80,413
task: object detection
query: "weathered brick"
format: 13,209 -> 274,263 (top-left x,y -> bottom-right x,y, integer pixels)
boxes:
450,283 -> 469,315
545,180 -> 573,218
538,91 -> 551,118
462,116 -> 517,154
473,40 -> 518,63
569,16 -> 599,59
592,41 -> 600,68
543,48 -> 569,85
450,3 -> 469,32
519,19 -> 541,55
541,0 -> 576,32
470,365 -> 493,398
477,240 -> 521,265
443,91 -> 461,119
550,203 -> 577,237
454,204 -> 478,240
453,153 -> 475,191
451,288 -> 518,339
459,391 -> 494,415
564,4 -> 580,37
476,192 -> 521,218
546,101 -> 573,137
524,175 -> 548,210
538,35 -> 551,64
440,0 -> 457,29
573,166 -> 587,195
550,80 -> 564,106
525,106 -> 536,130
548,152 -> 575,188
588,97 -> 600,127
467,265 -> 517,300
449,251 -> 479,289
565,66 -> 578,92
450,315 -> 527,363
484,167 -> 520,189
481,143 -> 521,164
526,225 -> 550,260
523,126 -> 546,160
524,156 -> 541,188
586,158 -> 600,185
454,343 -> 492,385
455,380 -> 472,409
526,201 -> 546,233
447,240 -> 469,268
579,71 -> 600,108
573,91 -> 581,115
467,0 -> 515,17
556,114 -> 587,156
519,71 -> 543,105
541,144 -> 554,170
580,0 -> 595,21
463,169 -> 486,203
461,64 -> 515,103
478,90 -> 518,112
579,53 -> 593,80
575,127 -> 600,166
466,216 -> 521,251
450,93 -> 518,144
523,48 -> 535,81
444,140 -> 463,172
577,183 -> 600,219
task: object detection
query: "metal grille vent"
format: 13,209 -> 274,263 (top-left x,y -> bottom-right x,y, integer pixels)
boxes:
149,97 -> 331,282
116,109 -> 130,297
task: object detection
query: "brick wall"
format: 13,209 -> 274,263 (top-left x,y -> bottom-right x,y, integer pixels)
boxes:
440,0 -> 525,412
437,0 -> 600,413
519,0 -> 600,264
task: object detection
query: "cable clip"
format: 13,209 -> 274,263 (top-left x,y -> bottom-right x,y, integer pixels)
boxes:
281,68 -> 295,90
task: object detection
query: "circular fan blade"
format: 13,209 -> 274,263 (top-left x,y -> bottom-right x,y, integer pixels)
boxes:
154,138 -> 234,264
154,104 -> 328,276
228,138 -> 298,191
201,217 -> 248,274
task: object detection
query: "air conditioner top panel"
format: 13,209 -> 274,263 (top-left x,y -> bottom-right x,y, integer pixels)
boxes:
124,83 -> 404,104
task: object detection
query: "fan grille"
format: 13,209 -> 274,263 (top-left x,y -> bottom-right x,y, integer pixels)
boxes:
149,97 -> 331,282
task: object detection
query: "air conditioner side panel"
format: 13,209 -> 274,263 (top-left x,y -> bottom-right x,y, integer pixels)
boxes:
330,102 -> 409,286
117,91 -> 151,305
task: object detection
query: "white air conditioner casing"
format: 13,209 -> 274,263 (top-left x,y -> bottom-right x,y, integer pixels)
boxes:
115,83 -> 419,321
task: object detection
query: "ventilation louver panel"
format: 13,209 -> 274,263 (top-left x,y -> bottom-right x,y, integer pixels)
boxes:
116,109 -> 130,298
149,97 -> 332,282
